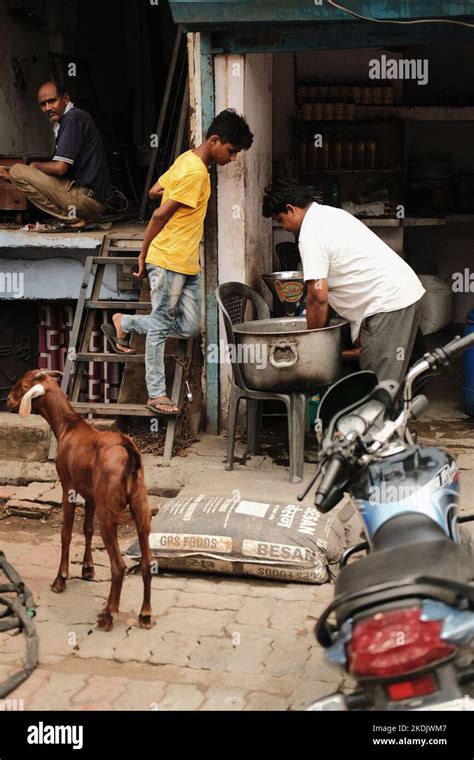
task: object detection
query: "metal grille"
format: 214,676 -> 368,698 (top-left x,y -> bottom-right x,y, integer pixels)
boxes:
222,295 -> 246,326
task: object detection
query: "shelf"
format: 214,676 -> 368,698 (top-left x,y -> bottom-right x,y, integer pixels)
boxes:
300,168 -> 402,174
297,107 -> 474,123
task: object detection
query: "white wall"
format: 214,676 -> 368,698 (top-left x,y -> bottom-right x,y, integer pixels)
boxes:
214,52 -> 273,422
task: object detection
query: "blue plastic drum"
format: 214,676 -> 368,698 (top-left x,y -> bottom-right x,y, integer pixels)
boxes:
464,308 -> 474,416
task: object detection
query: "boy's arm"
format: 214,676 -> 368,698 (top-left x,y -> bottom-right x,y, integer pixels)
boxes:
134,198 -> 184,278
149,181 -> 164,200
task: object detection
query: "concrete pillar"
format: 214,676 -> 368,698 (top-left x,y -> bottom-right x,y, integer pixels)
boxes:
214,53 -> 273,425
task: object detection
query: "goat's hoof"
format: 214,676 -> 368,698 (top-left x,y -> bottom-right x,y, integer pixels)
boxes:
81,565 -> 95,581
139,614 -> 154,630
96,613 -> 113,632
51,577 -> 66,593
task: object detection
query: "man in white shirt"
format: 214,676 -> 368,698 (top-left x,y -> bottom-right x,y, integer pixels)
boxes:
263,180 -> 425,382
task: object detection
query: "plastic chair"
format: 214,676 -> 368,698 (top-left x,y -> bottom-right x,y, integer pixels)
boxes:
216,282 -> 307,484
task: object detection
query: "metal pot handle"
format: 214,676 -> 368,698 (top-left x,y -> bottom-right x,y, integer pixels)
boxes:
269,343 -> 299,369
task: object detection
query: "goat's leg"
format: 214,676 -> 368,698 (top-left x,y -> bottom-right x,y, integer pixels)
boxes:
81,500 -> 96,581
129,485 -> 154,629
51,487 -> 75,593
96,520 -> 125,632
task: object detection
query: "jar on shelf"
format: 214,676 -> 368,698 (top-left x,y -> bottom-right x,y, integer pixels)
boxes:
351,84 -> 362,104
341,84 -> 350,102
382,85 -> 394,104
320,84 -> 329,101
345,103 -> 356,121
296,83 -> 308,104
361,85 -> 373,105
373,86 -> 383,105
343,134 -> 353,169
312,102 -> 324,121
303,103 -> 313,121
329,84 -> 339,102
334,102 -> 345,121
323,102 -> 334,121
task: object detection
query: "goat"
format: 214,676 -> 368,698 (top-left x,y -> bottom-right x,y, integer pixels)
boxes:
7,369 -> 154,632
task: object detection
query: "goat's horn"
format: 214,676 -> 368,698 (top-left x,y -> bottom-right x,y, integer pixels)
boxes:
19,383 -> 46,418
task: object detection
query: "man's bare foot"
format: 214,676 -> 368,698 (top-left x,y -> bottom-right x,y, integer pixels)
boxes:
112,313 -> 134,353
69,219 -> 86,228
147,396 -> 180,414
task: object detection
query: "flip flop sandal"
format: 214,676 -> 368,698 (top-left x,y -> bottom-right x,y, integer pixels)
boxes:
36,221 -> 108,233
101,323 -> 135,354
146,400 -> 182,416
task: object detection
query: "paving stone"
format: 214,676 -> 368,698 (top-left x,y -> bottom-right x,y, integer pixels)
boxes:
304,648 -> 343,683
174,591 -> 243,611
265,639 -> 311,678
8,668 -> 51,706
235,597 -> 275,626
201,687 -> 247,711
158,684 -> 205,711
72,675 -> 129,706
27,672 -> 89,711
188,636 -> 235,671
113,627 -> 159,663
224,623 -> 293,642
244,692 -> 289,711
226,637 -> 273,675
152,608 -> 234,636
269,600 -> 312,630
0,485 -> 17,502
73,625 -> 129,660
112,679 -> 167,710
117,587 -> 177,617
4,482 -> 50,501
3,499 -> 52,520
34,622 -> 92,660
246,582 -> 322,602
151,575 -> 189,590
288,680 -> 338,711
149,632 -> 198,667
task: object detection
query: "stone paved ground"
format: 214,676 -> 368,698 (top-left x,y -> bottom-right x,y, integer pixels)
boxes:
0,524 -> 351,711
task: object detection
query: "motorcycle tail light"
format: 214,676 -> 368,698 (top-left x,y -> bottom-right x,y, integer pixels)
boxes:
387,674 -> 437,701
347,606 -> 456,678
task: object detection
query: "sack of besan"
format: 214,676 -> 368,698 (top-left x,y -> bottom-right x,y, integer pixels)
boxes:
125,493 -> 346,584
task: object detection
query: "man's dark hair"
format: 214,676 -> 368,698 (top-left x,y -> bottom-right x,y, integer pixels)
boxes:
38,81 -> 69,97
206,109 -> 253,151
262,179 -> 314,217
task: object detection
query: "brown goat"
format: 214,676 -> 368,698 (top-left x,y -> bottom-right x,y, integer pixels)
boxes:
7,369 -> 154,632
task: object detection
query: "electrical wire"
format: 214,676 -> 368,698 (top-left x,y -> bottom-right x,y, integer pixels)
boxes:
327,0 -> 474,28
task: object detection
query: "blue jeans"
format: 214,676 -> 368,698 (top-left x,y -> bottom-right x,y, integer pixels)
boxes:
121,264 -> 201,398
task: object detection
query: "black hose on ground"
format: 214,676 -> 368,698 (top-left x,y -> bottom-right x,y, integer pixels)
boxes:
0,551 -> 39,699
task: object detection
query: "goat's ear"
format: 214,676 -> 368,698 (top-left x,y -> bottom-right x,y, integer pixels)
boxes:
33,371 -> 47,381
19,384 -> 46,418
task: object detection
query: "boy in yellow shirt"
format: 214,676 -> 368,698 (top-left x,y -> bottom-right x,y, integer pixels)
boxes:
103,109 -> 253,414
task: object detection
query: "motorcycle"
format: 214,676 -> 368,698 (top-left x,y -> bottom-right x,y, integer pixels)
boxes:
299,332 -> 474,711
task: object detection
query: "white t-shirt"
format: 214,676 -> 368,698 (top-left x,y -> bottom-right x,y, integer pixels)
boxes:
298,203 -> 425,341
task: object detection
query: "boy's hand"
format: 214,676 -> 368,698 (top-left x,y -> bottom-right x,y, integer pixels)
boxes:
133,255 -> 146,279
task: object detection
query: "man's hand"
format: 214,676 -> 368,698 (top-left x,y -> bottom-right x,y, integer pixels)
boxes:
133,255 -> 146,279
31,160 -> 69,177
0,167 -> 12,182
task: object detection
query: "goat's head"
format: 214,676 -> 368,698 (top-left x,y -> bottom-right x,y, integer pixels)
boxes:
7,370 -> 63,418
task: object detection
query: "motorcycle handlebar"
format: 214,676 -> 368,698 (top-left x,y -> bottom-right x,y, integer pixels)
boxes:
314,456 -> 345,512
439,332 -> 474,361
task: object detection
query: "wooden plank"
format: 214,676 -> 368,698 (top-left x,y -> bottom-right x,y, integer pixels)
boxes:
75,353 -> 145,363
71,402 -> 153,416
85,300 -> 151,310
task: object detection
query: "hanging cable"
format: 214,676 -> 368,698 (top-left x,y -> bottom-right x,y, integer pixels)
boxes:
326,0 -> 474,28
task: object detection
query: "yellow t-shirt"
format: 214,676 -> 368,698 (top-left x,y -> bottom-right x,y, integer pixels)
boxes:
146,150 -> 211,275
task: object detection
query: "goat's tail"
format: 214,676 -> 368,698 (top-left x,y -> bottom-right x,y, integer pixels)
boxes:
123,441 -> 151,533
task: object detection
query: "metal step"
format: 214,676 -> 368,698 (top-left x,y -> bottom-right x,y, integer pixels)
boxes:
76,352 -> 145,363
71,402 -> 154,416
85,300 -> 151,310
91,256 -> 142,265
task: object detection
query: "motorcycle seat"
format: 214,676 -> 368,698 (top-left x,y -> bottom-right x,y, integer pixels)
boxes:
333,533 -> 473,624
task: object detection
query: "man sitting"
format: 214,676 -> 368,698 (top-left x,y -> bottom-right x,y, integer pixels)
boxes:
0,81 -> 112,230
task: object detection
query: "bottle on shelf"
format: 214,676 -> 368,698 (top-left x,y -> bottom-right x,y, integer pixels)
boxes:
322,136 -> 330,170
332,134 -> 343,169
342,134 -> 353,169
366,135 -> 377,169
298,136 -> 308,171
328,179 -> 341,208
354,134 -> 365,169
307,135 -> 320,171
